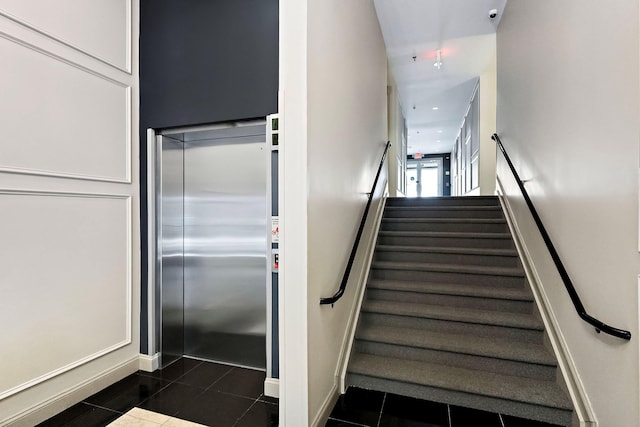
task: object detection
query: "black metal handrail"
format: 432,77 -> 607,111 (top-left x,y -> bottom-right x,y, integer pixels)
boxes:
320,141 -> 391,306
492,133 -> 631,340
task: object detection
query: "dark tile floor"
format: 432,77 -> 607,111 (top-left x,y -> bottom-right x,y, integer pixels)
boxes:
39,358 -> 561,427
327,387 -> 564,427
38,357 -> 277,427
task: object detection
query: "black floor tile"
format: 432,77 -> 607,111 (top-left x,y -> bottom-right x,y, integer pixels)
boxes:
174,361 -> 233,389
329,387 -> 385,427
378,393 -> 449,427
138,382 -> 204,417
502,414 -> 564,427
210,367 -> 266,399
83,373 -> 169,413
141,357 -> 202,381
54,404 -> 120,427
174,389 -> 254,427
450,405 -> 501,427
36,402 -> 99,426
235,401 -> 279,427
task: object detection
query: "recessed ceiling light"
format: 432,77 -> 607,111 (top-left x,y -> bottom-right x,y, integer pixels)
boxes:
432,107 -> 439,111
436,140 -> 441,143
437,130 -> 443,133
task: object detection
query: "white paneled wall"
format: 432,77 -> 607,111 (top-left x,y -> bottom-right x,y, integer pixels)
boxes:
0,1 -> 139,424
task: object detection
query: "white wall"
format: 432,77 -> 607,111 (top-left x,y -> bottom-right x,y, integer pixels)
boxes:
387,70 -> 406,197
306,1 -> 387,423
0,1 -> 140,424
496,1 -> 639,425
279,0 -> 387,425
479,50 -> 497,195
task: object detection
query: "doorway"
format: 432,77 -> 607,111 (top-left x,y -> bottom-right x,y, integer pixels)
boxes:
406,158 -> 443,197
152,121 -> 269,370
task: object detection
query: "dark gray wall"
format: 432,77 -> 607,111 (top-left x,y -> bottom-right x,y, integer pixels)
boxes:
140,0 -> 278,129
140,0 -> 279,354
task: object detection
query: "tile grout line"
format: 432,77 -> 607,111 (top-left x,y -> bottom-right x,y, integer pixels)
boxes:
80,401 -> 124,415
326,417 -> 370,427
203,366 -> 235,392
376,393 -> 387,427
231,396 -> 261,427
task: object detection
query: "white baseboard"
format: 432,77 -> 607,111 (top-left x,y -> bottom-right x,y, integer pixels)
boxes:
496,178 -> 597,427
138,353 -> 160,372
264,377 -> 279,398
3,355 -> 139,427
337,189 -> 389,393
310,383 -> 339,427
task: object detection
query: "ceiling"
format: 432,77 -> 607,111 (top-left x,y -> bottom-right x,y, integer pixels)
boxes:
374,0 -> 507,155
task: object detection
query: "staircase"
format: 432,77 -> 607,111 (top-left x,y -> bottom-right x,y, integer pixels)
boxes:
346,196 -> 574,426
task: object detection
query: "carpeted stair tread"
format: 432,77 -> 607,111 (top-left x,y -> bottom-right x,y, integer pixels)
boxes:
356,324 -> 556,366
379,230 -> 511,239
362,300 -> 544,330
348,353 -> 572,411
385,206 -> 502,211
386,196 -> 499,202
382,218 -> 506,224
375,245 -> 519,257
372,261 -> 525,277
367,279 -> 532,301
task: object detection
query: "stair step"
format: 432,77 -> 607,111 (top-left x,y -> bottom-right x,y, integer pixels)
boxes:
372,261 -> 524,277
355,327 -> 556,380
385,196 -> 500,207
371,261 -> 526,287
357,324 -> 555,366
381,218 -> 509,233
368,278 -> 533,314
378,231 -> 514,249
367,279 -> 532,301
348,354 -> 572,426
361,300 -> 543,331
374,245 -> 520,267
384,206 -> 504,219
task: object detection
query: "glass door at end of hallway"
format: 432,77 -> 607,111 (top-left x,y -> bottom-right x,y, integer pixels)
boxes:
406,158 -> 443,198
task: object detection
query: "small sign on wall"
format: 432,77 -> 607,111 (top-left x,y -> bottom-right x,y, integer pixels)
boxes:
271,216 -> 279,243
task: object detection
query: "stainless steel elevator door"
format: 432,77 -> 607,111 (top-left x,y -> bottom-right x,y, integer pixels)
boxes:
159,135 -> 185,367
182,127 -> 267,368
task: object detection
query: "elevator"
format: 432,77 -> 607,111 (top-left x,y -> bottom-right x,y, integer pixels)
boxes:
152,121 -> 268,370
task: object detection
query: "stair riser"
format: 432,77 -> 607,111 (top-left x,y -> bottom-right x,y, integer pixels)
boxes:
386,197 -> 500,207
366,289 -> 533,314
354,341 -> 557,381
384,209 -> 504,219
378,235 -> 514,249
371,268 -> 525,288
361,313 -> 544,343
381,220 -> 509,233
374,250 -> 521,268
346,376 -> 572,427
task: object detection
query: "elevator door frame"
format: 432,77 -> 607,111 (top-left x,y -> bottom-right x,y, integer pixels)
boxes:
146,120 -> 273,375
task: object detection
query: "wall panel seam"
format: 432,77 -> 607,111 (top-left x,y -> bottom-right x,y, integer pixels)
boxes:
0,0 -> 132,74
